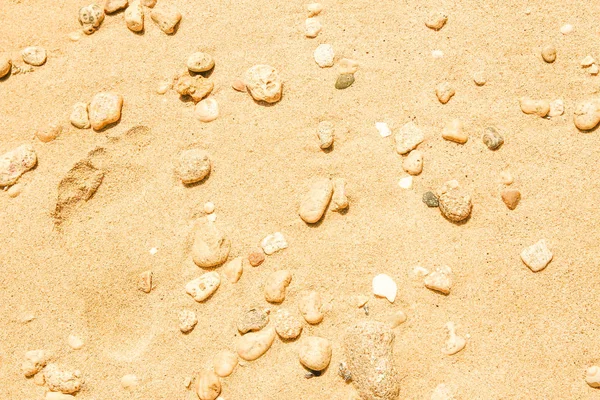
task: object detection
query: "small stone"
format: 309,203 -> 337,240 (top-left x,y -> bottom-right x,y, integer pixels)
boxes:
298,290 -> 324,324
305,17 -> 322,38
179,309 -> 198,333
223,257 -> 243,283
184,377 -> 192,388
151,4 -> 182,34
330,178 -> 349,212
213,350 -> 238,377
442,119 -> 467,144
307,3 -> 323,16
7,183 -> 24,198
175,75 -> 214,102
473,71 -> 486,86
435,82 -> 455,104
501,188 -> 521,210
299,336 -> 332,371
398,176 -> 413,189
125,0 -> 144,32
138,270 -> 152,293
425,11 -> 448,30
21,46 -> 47,66
196,370 -> 221,400
520,239 -> 552,272
121,374 -> 139,390
519,97 -> 550,117
395,121 -> 424,155
236,326 -> 276,361
175,149 -> 211,184
431,50 -> 444,59
195,98 -> 219,122
541,45 -> 556,63
585,366 -> 600,388
204,202 -> 215,214
573,98 -> 600,130
43,363 -> 82,394
385,310 -> 407,328
68,31 -> 82,41
105,0 -> 128,14
422,191 -> 439,207
372,274 -> 397,303
238,308 -> 269,334
248,251 -> 265,267
273,308 -> 303,340
338,58 -> 359,74
156,80 -> 171,94
335,73 -> 355,89
22,350 -> 48,377
186,272 -> 221,302
36,123 -> 62,143
402,150 -> 423,176
437,180 -> 472,223
581,55 -> 595,67
89,92 -> 123,131
187,52 -> 215,73
314,44 -> 334,68
424,267 -> 452,295
232,79 -> 246,92
299,177 -> 333,223
67,335 -> 84,350
441,322 -> 466,355
590,64 -> 599,75
375,122 -> 391,138
0,144 -> 37,187
45,393 -> 75,400
260,232 -> 288,255
500,170 -> 513,185
560,24 -> 573,35
244,64 -> 283,103
70,102 -> 90,129
264,270 -> 292,303
317,121 -> 334,149
482,127 -> 504,150
548,99 -> 564,117
79,4 -> 105,34
0,57 -> 11,78
191,218 -> 230,268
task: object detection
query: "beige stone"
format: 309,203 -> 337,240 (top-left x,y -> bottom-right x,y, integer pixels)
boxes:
196,370 -> 221,400
437,180 -> 472,223
298,290 -> 324,324
105,0 -> 128,14
273,308 -> 303,339
442,119 -> 468,144
402,150 -> 423,175
151,4 -> 181,34
79,4 -> 105,34
21,46 -> 47,66
223,257 -> 243,283
244,64 -> 283,103
501,188 -> 521,210
185,272 -> 220,302
179,309 -> 198,333
520,239 -> 552,272
330,178 -> 348,212
43,363 -> 82,394
175,148 -> 211,184
0,56 -> 11,78
213,350 -> 238,377
264,270 -> 292,303
36,123 -> 61,143
574,99 -> 600,130
187,52 -> 215,73
125,1 -> 144,32
0,144 -> 37,187
435,82 -> 455,104
236,326 -> 276,361
298,336 -> 332,371
195,98 -> 219,122
191,218 -> 230,268
519,97 -> 550,117
299,177 -> 333,223
395,121 -> 424,155
70,102 -> 90,129
89,92 -> 123,131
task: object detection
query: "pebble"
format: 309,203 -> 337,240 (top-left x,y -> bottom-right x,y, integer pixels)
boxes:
425,11 -> 448,30
121,374 -> 139,390
299,336 -> 332,371
385,310 -> 407,329
232,79 -> 246,92
442,119 -> 467,144
21,46 -> 47,66
299,177 -> 333,223
7,183 -> 24,198
482,126 -> 504,150
138,270 -> 152,293
70,102 -> 90,129
519,97 -> 550,117
68,31 -> 82,41
573,98 -> 600,130
45,393 -> 75,400
22,350 -> 48,377
437,180 -> 472,223
398,176 -> 413,189
191,218 -> 230,268
196,370 -> 221,400
0,144 -> 37,187
43,363 -> 83,394
330,178 -> 349,212
175,75 -> 214,102
105,0 -> 128,13
36,123 -> 62,143
261,232 -> 288,255
238,308 -> 269,334
424,266 -> 452,295
185,271 -> 221,302
372,274 -> 397,303
395,121 -> 424,154
500,170 -> 513,185
0,57 -> 11,78
317,121 -> 334,149
441,322 -> 466,355
79,4 -> 105,34
375,122 -> 391,138
338,58 -> 359,74
223,257 -> 243,283
204,201 -> 215,214
548,99 -> 564,117
344,321 -> 399,400
305,18 -> 322,38
195,98 -> 219,122
187,52 -> 215,73
435,82 -> 455,104
307,3 -> 323,16
501,188 -> 521,210
67,335 -> 84,350
590,64 -> 599,75
273,308 -> 303,340
472,71 -> 486,86
179,309 -> 198,333
422,191 -> 439,207
175,149 -> 211,184
244,64 -> 283,103
520,239 -> 552,272
298,290 -> 324,324
314,44 -> 334,68
264,270 -> 292,303
89,92 -> 123,131
431,383 -> 454,400
125,1 -> 144,32
151,4 -> 181,34
213,350 -> 238,377
585,366 -> 600,388
156,80 -> 171,94
541,45 -> 556,63
560,24 -> 573,35
335,73 -> 355,89
248,250 -> 265,267
431,50 -> 444,59
581,55 -> 595,67
236,326 -> 276,361
402,150 -> 423,175
34,371 -> 46,386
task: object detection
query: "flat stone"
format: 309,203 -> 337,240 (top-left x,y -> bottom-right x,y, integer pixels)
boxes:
191,219 -> 230,268
422,191 -> 439,207
237,308 -> 269,334
395,121 -> 424,155
482,127 -> 504,150
335,73 -> 355,89
0,144 -> 37,187
520,239 -> 552,272
89,92 -> 123,131
501,188 -> 521,210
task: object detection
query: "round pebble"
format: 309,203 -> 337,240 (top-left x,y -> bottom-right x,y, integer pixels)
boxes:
196,370 -> 221,400
335,73 -> 355,89
264,270 -> 292,303
36,123 -> 62,143
298,290 -> 324,324
500,170 -> 514,185
560,24 -> 573,35
0,144 -> 37,187
314,44 -> 334,68
204,201 -> 215,214
541,45 -> 556,63
586,366 -> 600,388
187,52 -> 215,73
519,97 -> 550,117
273,308 -> 303,340
307,3 -> 323,16
237,308 -> 269,334
482,127 -> 504,150
244,64 -> 283,103
422,191 -> 439,207
175,149 -> 211,184
213,350 -> 238,377
179,309 -> 198,333
425,11 -> 448,30
121,374 -> 139,390
437,180 -> 472,223
305,17 -> 322,38
195,98 -> 219,122
0,57 -> 11,78
79,4 -> 105,34
67,335 -> 84,350
402,150 -> 423,175
573,99 -> 600,130
299,336 -> 332,371
473,71 -> 486,86
89,92 -> 123,131
248,250 -> 265,267
22,46 -> 47,66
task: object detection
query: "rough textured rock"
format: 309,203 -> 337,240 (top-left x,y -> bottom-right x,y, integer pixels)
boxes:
0,144 -> 37,187
174,75 -> 213,102
298,336 -> 332,371
175,148 -> 211,184
185,271 -> 220,302
273,308 -> 303,340
89,92 -> 123,131
124,1 -> 144,32
43,364 -> 83,394
437,180 -> 472,223
395,121 -> 424,155
237,308 -> 269,334
150,4 -> 181,34
79,4 -> 105,34
191,218 -> 230,268
21,350 -> 48,377
244,64 -> 283,103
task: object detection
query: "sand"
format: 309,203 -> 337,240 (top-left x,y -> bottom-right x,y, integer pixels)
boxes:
2,0 -> 600,398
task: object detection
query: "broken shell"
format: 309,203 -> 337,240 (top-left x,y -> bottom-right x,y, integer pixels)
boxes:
372,274 -> 397,303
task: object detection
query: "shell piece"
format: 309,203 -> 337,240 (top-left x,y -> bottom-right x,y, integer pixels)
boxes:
185,272 -> 221,302
585,366 -> 600,388
441,322 -> 466,355
260,232 -> 288,255
372,274 -> 397,303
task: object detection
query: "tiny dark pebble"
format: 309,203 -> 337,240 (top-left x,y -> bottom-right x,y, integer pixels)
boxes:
422,191 -> 439,207
335,73 -> 355,89
362,304 -> 369,316
482,127 -> 504,150
305,372 -> 315,379
338,362 -> 352,382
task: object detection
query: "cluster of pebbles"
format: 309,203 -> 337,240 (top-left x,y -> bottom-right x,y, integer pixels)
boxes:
0,45 -> 47,79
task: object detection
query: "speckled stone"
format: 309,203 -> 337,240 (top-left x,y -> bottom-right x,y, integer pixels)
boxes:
482,127 -> 504,150
335,73 -> 354,89
422,191 -> 439,207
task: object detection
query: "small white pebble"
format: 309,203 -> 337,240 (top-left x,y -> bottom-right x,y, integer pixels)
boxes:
398,176 -> 413,189
560,24 -> 573,35
204,201 -> 215,214
305,17 -> 322,38
442,322 -> 466,355
591,64 -> 599,75
195,98 -> 219,122
314,44 -> 334,68
375,122 -> 391,137
207,213 -> 217,222
500,170 -> 514,185
261,232 -> 288,255
372,273 -> 397,303
67,335 -> 84,350
581,55 -> 595,67
412,266 -> 430,277
548,99 -> 564,117
307,3 -> 323,17
121,374 -> 139,390
68,31 -> 82,41
431,50 -> 444,59
585,366 -> 600,388
524,8 -> 531,15
149,247 -> 158,255
156,80 -> 171,94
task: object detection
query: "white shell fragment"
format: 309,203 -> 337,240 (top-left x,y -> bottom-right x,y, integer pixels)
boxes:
398,176 -> 413,189
585,366 -> 600,388
185,272 -> 221,302
560,24 -> 573,35
520,239 -> 553,272
375,122 -> 391,138
424,266 -> 452,295
314,44 -> 334,68
372,274 -> 397,303
261,232 -> 288,255
548,99 -> 564,117
581,55 -> 595,68
442,322 -> 466,355
305,17 -> 322,38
